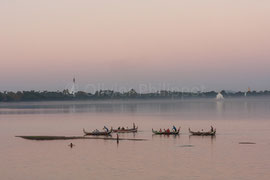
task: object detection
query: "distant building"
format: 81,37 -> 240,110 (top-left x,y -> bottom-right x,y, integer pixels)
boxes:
216,92 -> 224,100
245,87 -> 251,97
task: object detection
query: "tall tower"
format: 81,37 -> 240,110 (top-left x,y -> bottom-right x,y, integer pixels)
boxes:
70,77 -> 76,96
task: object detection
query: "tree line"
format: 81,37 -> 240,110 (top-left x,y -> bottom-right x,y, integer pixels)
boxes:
0,89 -> 270,102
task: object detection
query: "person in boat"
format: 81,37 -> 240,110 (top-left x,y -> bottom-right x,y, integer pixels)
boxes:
172,125 -> 177,132
166,129 -> 170,133
159,128 -> 162,132
104,126 -> 109,132
121,127 -> 125,130
118,127 -> 121,130
133,123 -> 135,129
211,126 -> 214,132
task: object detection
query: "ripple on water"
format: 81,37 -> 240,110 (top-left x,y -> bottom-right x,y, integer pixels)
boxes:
239,142 -> 256,144
178,145 -> 194,148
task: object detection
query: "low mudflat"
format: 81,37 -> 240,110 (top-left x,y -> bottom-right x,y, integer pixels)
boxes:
16,136 -> 147,141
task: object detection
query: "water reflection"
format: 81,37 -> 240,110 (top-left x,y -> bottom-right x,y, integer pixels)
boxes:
152,134 -> 180,139
216,101 -> 224,117
1,98 -> 270,180
188,135 -> 216,142
1,99 -> 270,121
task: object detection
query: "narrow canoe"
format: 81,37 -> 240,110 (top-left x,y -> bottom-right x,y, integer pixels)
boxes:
112,126 -> 138,133
152,128 -> 180,135
188,128 -> 216,136
83,129 -> 112,136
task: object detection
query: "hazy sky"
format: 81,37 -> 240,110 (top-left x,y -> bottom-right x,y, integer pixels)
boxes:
0,0 -> 269,92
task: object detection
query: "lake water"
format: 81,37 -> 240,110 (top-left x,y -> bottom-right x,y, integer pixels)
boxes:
0,98 -> 270,180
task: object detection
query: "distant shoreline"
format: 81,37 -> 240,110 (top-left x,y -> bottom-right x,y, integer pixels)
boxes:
1,90 -> 270,102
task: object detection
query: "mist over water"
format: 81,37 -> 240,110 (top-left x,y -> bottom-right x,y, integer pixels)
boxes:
0,98 -> 270,180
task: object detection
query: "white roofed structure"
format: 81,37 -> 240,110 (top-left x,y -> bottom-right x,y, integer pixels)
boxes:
216,92 -> 224,100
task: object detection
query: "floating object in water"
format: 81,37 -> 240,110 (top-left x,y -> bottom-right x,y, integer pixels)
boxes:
152,127 -> 180,135
111,125 -> 138,133
83,129 -> 112,136
178,145 -> 194,148
68,143 -> 74,148
239,142 -> 256,144
189,128 -> 216,136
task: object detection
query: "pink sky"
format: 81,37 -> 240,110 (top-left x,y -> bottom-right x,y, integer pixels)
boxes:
0,0 -> 269,92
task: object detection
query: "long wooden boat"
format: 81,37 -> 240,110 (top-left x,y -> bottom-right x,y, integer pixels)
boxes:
111,126 -> 138,133
83,129 -> 112,136
188,128 -> 216,136
152,128 -> 180,135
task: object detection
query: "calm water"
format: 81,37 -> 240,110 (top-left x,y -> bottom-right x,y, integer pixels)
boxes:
0,98 -> 270,180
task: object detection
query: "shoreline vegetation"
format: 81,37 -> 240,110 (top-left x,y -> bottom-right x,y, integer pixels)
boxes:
1,89 -> 270,102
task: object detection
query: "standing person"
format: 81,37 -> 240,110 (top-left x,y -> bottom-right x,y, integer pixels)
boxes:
172,125 -> 177,132
211,126 -> 214,132
133,123 -> 135,129
104,126 -> 109,132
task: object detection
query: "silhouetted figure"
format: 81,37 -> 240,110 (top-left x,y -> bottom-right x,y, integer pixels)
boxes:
69,143 -> 74,148
104,126 -> 109,132
211,126 -> 214,132
117,134 -> 119,144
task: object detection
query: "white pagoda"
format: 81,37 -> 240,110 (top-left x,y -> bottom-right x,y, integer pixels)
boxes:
216,92 -> 224,100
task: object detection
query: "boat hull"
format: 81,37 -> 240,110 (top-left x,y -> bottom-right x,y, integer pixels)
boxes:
83,129 -> 112,136
112,127 -> 138,133
188,128 -> 216,136
152,129 -> 180,135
